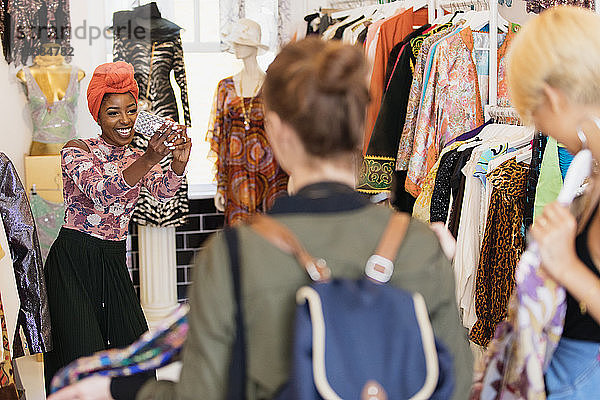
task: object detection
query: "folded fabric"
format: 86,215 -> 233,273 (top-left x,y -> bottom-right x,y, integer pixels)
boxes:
50,304 -> 189,393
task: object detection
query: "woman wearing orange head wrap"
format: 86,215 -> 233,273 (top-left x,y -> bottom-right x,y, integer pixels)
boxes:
42,61 -> 192,394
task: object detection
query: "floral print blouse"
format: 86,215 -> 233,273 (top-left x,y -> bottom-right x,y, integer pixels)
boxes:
405,27 -> 484,197
61,137 -> 183,241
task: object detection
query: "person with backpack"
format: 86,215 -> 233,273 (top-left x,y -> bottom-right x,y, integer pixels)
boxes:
48,38 -> 472,400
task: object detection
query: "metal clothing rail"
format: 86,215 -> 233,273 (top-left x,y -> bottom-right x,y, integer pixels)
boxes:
487,106 -> 523,124
330,0 -> 410,18
329,0 -> 379,9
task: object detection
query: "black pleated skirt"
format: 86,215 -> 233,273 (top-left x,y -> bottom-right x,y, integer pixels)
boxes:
43,228 -> 148,393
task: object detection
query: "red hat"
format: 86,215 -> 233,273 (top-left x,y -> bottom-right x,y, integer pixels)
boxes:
87,61 -> 139,122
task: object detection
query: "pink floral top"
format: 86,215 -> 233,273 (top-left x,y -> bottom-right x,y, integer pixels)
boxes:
61,137 -> 183,241
405,27 -> 484,197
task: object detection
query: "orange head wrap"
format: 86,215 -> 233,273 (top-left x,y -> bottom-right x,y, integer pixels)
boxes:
87,61 -> 139,122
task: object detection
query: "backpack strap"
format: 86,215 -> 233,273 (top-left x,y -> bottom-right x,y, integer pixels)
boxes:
248,212 -> 410,283
249,215 -> 331,282
365,212 -> 411,283
224,228 -> 247,400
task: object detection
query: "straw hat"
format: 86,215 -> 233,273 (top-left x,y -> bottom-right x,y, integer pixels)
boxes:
224,18 -> 269,53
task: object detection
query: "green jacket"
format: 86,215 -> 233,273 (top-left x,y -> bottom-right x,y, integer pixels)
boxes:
138,187 -> 473,400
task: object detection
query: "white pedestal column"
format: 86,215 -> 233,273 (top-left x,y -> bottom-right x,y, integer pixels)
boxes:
138,225 -> 179,330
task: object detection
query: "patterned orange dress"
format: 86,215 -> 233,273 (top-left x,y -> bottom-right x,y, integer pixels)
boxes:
207,77 -> 288,226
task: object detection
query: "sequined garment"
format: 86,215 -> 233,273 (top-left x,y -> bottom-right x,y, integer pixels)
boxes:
24,67 -> 79,144
526,0 -> 595,13
0,153 -> 51,356
4,0 -> 71,66
412,141 -> 462,223
61,137 -> 183,241
405,28 -> 484,197
29,193 -> 64,262
207,77 -> 288,226
0,1 -> 6,55
113,29 -> 191,227
470,159 -> 528,347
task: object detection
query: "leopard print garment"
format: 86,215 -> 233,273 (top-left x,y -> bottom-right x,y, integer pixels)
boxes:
470,158 -> 529,347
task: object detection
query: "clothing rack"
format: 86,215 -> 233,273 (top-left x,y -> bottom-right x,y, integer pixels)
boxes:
329,0 -> 378,8
329,0 -> 437,28
487,106 -> 522,125
331,0 -> 403,18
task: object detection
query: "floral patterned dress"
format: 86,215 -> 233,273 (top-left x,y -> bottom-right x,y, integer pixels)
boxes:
207,77 -> 288,226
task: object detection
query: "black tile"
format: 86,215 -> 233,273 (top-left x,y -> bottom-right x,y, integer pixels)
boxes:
130,235 -> 138,251
132,252 -> 139,270
186,233 -> 211,249
176,216 -> 201,232
177,285 -> 188,301
203,214 -> 224,231
177,267 -> 186,284
131,270 -> 140,287
186,265 -> 195,282
176,250 -> 195,266
175,233 -> 185,250
189,199 -> 216,214
128,222 -> 138,235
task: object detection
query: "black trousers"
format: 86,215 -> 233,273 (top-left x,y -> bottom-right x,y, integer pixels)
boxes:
43,228 -> 148,394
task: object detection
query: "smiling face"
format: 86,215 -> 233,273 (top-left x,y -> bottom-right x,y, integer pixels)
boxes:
98,92 -> 138,147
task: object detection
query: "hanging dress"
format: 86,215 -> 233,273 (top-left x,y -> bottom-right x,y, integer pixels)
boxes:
207,77 -> 288,226
113,6 -> 191,227
3,0 -> 72,66
29,193 -> 64,262
0,152 -> 51,357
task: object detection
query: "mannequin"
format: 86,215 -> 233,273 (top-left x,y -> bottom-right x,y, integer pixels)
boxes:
214,42 -> 266,212
17,43 -> 85,156
113,2 -> 191,227
208,18 -> 288,225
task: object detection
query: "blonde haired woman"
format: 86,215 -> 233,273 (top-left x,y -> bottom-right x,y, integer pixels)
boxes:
508,6 -> 600,399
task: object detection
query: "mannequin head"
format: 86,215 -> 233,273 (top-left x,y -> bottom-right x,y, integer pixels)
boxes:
228,18 -> 268,56
263,38 -> 369,184
98,93 -> 138,147
234,43 -> 258,60
508,6 -> 600,155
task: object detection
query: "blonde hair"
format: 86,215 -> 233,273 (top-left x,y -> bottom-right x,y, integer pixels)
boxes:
507,6 -> 600,124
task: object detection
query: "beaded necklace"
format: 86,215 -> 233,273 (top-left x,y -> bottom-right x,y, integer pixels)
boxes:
239,74 -> 262,131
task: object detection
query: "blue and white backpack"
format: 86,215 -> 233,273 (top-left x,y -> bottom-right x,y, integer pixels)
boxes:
226,213 -> 455,400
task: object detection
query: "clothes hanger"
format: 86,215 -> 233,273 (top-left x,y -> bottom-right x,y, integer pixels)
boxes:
411,0 -> 429,12
469,10 -> 509,32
